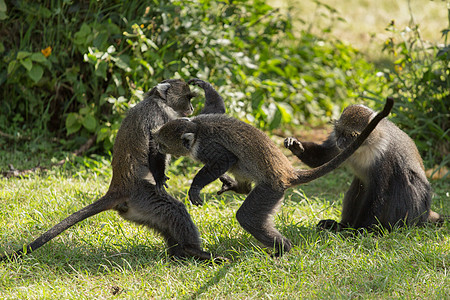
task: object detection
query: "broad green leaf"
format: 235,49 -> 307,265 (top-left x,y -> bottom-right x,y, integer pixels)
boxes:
276,102 -> 293,123
7,60 -> 16,74
0,0 -> 6,12
28,65 -> 44,83
79,107 -> 91,115
269,107 -> 282,130
82,114 -> 97,132
78,23 -> 91,36
17,51 -> 31,59
20,58 -> 33,71
66,113 -> 81,135
38,6 -> 51,18
30,52 -> 47,62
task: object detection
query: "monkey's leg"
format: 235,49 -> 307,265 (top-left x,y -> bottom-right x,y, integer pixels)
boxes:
148,134 -> 169,192
236,184 -> 292,257
338,179 -> 382,231
123,185 -> 216,261
189,145 -> 237,205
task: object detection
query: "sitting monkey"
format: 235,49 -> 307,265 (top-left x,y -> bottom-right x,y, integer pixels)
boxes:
285,103 -> 446,231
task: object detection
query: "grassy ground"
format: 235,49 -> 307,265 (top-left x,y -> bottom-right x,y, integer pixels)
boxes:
1,1 -> 449,298
0,154 -> 449,299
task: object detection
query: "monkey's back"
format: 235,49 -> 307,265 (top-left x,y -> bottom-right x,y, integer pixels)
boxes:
110,97 -> 171,192
193,115 -> 294,189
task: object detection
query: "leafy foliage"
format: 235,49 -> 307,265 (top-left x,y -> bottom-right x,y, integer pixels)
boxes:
0,0 -> 379,153
381,15 -> 450,169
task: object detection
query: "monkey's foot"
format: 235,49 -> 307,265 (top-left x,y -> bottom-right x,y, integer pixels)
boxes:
317,219 -> 341,231
182,246 -> 229,264
217,174 -> 238,195
188,187 -> 203,206
272,238 -> 292,258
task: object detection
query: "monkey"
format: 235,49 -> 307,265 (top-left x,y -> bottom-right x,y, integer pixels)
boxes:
152,97 -> 393,256
284,102 -> 447,232
1,78 -> 226,261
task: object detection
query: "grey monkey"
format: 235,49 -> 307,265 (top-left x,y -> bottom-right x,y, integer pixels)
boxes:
284,103 -> 447,231
153,98 -> 394,256
1,78 -> 225,261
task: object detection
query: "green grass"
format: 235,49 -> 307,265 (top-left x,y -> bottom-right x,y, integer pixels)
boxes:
1,157 -> 449,299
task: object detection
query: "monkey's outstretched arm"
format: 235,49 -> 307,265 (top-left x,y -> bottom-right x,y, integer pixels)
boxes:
189,144 -> 237,205
148,133 -> 169,192
284,137 -> 340,168
188,78 -> 226,114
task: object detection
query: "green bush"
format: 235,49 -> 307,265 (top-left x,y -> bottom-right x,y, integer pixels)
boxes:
0,0 -> 379,153
381,15 -> 450,170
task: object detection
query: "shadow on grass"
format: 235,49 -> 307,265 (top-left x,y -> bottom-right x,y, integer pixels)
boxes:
1,240 -> 234,274
189,260 -> 237,300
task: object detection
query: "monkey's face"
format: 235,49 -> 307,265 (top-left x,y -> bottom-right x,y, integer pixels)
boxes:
334,105 -> 375,150
153,119 -> 197,157
334,127 -> 361,150
165,80 -> 196,117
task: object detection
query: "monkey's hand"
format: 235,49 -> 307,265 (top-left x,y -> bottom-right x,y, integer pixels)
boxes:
155,175 -> 170,194
284,137 -> 305,156
188,78 -> 225,114
188,78 -> 211,90
188,187 -> 203,206
217,174 -> 238,195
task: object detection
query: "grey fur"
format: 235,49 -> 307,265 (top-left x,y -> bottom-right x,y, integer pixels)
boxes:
1,79 -> 225,261
285,102 -> 445,231
154,98 -> 393,256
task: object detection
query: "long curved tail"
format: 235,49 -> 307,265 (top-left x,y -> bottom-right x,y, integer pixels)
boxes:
1,193 -> 117,261
289,97 -> 394,187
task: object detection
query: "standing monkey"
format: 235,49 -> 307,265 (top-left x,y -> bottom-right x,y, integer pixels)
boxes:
284,103 -> 446,231
1,78 -> 225,261
153,98 -> 393,256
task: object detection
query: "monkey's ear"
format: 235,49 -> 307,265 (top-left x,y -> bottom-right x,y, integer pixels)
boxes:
181,133 -> 195,150
156,82 -> 171,99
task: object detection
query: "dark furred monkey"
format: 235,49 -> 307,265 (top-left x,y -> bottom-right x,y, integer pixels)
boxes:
284,103 -> 446,231
1,78 -> 225,261
153,98 -> 393,256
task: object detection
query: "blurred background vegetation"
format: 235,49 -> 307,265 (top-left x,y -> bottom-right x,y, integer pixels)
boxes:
0,0 -> 448,173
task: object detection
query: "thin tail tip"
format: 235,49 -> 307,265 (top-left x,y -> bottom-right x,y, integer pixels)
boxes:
382,97 -> 394,117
